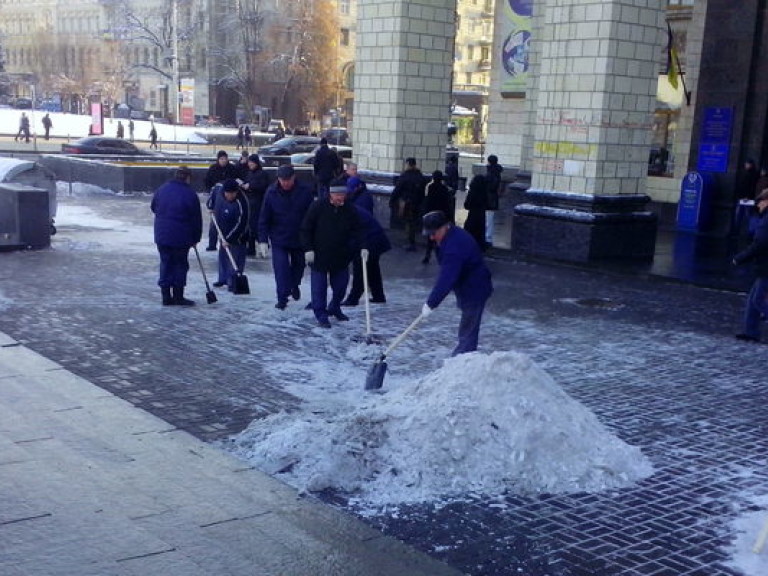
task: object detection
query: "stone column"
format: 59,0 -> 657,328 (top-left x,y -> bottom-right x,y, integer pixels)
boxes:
353,0 -> 457,175
513,0 -> 665,262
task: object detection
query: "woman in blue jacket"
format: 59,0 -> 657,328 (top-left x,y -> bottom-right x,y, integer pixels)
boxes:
150,166 -> 203,306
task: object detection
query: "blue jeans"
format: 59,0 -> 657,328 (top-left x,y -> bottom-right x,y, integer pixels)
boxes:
310,267 -> 349,322
271,245 -> 305,304
453,300 -> 487,356
742,276 -> 768,339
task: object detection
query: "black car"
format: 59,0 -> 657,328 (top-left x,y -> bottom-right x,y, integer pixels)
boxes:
258,136 -> 321,157
61,137 -> 159,156
321,128 -> 351,146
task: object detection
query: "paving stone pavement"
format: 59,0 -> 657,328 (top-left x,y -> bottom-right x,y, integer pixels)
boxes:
1,191 -> 767,575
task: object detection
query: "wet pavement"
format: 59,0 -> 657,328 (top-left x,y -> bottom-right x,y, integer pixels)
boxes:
1,189 -> 767,575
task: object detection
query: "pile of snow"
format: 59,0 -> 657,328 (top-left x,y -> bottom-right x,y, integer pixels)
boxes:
230,351 -> 653,507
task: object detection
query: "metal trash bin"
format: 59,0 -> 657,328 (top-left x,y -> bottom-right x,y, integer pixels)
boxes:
0,183 -> 51,250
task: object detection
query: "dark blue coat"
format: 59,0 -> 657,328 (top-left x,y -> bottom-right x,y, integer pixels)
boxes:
427,225 -> 493,310
301,199 -> 361,273
355,205 -> 391,257
350,187 -> 375,214
735,211 -> 768,276
151,178 -> 203,248
214,192 -> 249,245
258,179 -> 315,249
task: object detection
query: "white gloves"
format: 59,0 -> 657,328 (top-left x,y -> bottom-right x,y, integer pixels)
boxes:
305,250 -> 315,265
360,248 -> 369,261
421,303 -> 433,318
257,243 -> 269,258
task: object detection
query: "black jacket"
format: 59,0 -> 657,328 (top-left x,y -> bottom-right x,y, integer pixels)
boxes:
390,168 -> 426,212
301,200 -> 361,273
204,161 -> 239,191
735,212 -> 768,276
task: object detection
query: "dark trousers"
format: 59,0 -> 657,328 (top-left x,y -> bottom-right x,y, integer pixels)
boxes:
217,244 -> 247,287
742,276 -> 768,339
311,267 -> 349,322
347,254 -> 385,303
271,245 -> 305,304
157,245 -> 190,288
246,203 -> 261,255
453,300 -> 487,356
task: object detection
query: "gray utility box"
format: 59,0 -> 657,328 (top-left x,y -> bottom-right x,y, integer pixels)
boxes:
0,183 -> 51,250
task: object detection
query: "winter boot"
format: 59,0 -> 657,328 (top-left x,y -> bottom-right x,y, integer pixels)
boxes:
161,286 -> 174,306
172,286 -> 195,306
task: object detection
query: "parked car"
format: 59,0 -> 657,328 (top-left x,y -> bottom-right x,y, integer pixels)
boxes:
61,137 -> 160,156
258,136 -> 321,157
321,128 -> 351,146
290,145 -> 353,166
267,119 -> 286,134
12,97 -> 33,109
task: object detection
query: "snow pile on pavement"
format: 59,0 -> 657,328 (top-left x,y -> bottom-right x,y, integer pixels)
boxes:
230,351 -> 653,506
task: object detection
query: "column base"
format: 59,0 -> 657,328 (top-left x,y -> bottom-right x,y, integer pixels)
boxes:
512,190 -> 658,263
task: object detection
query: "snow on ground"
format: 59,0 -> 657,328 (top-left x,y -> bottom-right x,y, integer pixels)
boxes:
0,107 -> 250,145
726,495 -> 768,575
228,350 -> 653,508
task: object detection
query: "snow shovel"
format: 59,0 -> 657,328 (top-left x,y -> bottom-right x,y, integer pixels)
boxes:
192,245 -> 217,304
365,313 -> 424,391
354,250 -> 384,345
210,214 -> 250,295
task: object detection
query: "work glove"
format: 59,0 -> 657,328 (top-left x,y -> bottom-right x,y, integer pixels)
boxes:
305,250 -> 315,266
421,303 -> 433,318
257,243 -> 269,258
360,248 -> 369,261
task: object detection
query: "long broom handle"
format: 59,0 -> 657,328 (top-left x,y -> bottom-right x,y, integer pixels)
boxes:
192,246 -> 211,287
210,213 -> 240,272
383,314 -> 423,357
361,250 -> 371,336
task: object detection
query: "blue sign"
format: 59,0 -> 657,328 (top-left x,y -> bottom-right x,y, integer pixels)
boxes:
677,171 -> 712,230
696,107 -> 733,173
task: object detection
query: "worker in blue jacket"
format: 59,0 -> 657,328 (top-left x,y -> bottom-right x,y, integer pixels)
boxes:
212,179 -> 249,291
150,166 -> 203,306
258,165 -> 315,309
420,210 -> 493,355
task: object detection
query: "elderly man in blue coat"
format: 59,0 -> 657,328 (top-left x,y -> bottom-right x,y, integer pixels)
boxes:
258,165 -> 315,309
150,166 -> 203,306
420,210 -> 493,355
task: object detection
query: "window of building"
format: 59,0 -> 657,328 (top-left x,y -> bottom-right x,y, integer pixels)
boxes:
340,28 -> 350,46
339,0 -> 350,14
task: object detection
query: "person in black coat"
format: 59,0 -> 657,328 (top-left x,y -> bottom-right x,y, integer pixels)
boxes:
301,183 -> 362,328
421,170 -> 455,264
732,158 -> 760,237
342,204 -> 391,306
463,173 -> 488,250
313,138 -> 343,198
733,189 -> 768,341
240,154 -> 271,256
204,150 -> 239,250
390,157 -> 427,251
150,166 -> 203,306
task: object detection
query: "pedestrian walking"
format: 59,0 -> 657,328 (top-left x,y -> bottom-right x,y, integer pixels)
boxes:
421,170 -> 455,264
150,166 -> 203,306
444,155 -> 460,192
485,155 -> 503,247
128,119 -> 135,141
116,121 -> 125,139
244,125 -> 252,147
15,112 -> 30,143
390,157 -> 427,251
258,165 -> 314,310
149,126 -> 158,149
463,173 -> 488,250
301,183 -> 362,328
236,125 -> 245,150
240,153 -> 271,257
204,150 -> 239,250
419,210 -> 493,356
210,179 -> 249,291
313,138 -> 343,198
733,189 -> 768,342
42,113 -> 52,140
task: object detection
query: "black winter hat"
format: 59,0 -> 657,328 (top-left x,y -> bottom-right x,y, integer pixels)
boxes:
222,179 -> 239,192
216,150 -> 228,159
248,154 -> 261,164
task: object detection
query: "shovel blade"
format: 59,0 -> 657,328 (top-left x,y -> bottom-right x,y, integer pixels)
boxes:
205,290 -> 218,304
232,274 -> 250,295
365,359 -> 387,390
